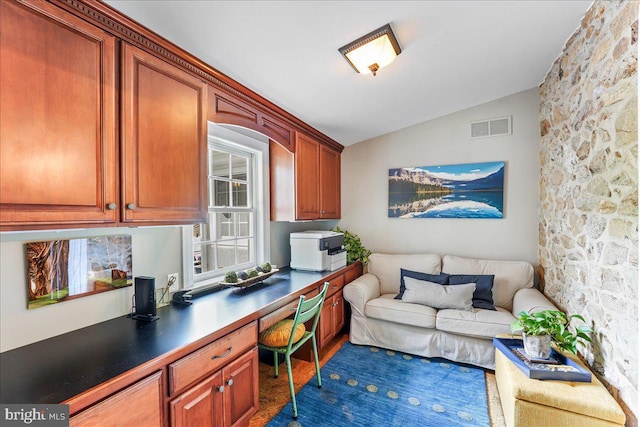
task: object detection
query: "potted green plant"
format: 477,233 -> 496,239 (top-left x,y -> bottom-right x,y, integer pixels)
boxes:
331,227 -> 371,265
510,309 -> 592,359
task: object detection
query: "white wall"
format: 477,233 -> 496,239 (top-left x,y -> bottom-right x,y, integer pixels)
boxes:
0,226 -> 183,352
339,88 -> 540,265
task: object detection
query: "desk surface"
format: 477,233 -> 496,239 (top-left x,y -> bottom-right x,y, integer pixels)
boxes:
0,267 -> 346,404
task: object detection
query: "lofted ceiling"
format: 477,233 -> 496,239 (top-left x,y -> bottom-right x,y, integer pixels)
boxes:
105,1 -> 592,146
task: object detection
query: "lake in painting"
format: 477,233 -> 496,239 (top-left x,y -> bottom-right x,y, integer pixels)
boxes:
388,161 -> 505,218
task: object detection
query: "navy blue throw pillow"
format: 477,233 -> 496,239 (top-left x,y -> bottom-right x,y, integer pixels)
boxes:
446,274 -> 496,310
395,269 -> 449,300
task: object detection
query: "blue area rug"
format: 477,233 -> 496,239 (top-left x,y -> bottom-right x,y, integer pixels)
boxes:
267,343 -> 490,426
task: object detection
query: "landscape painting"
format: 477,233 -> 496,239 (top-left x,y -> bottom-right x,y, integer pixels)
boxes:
388,161 -> 505,219
26,235 -> 132,310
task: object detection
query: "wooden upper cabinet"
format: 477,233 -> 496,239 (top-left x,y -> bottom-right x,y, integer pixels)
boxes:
271,132 -> 341,221
319,145 -> 341,219
121,43 -> 207,224
207,86 -> 294,150
0,0 -> 118,230
295,133 -> 321,220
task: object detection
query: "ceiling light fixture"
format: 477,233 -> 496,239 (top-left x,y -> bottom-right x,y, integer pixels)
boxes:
339,23 -> 402,77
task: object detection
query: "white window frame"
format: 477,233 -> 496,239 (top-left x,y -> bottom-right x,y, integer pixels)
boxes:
182,123 -> 270,290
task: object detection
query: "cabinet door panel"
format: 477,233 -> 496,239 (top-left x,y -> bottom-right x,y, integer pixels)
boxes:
333,290 -> 345,333
318,298 -> 334,350
223,348 -> 259,427
121,43 -> 207,224
71,371 -> 163,427
294,133 -> 320,219
171,371 -> 223,427
0,0 -> 117,229
319,146 -> 341,219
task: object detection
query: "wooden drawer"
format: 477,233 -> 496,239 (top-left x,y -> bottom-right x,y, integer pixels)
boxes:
259,289 -> 320,332
345,263 -> 363,283
70,371 -> 163,426
326,275 -> 345,298
169,322 -> 257,395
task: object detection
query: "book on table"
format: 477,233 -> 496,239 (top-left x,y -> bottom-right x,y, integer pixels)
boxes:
493,337 -> 592,382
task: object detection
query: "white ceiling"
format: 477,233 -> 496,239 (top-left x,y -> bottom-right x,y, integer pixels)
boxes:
105,1 -> 592,146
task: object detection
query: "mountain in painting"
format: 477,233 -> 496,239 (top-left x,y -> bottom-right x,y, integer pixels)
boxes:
440,165 -> 504,191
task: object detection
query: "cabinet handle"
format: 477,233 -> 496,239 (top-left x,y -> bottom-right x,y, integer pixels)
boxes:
126,203 -> 136,210
211,346 -> 233,360
107,203 -> 117,210
218,385 -> 225,393
227,379 -> 234,387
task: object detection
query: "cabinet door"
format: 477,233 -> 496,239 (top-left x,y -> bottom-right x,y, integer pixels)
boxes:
222,348 -> 259,427
318,295 -> 335,350
333,290 -> 346,333
294,133 -> 320,220
121,43 -> 207,224
319,145 -> 341,219
170,370 -> 223,427
71,371 -> 163,427
0,0 -> 117,230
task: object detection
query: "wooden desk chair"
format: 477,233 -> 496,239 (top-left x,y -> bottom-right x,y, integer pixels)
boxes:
258,282 -> 329,420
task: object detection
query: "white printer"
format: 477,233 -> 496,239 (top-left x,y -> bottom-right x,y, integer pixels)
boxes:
290,230 -> 347,272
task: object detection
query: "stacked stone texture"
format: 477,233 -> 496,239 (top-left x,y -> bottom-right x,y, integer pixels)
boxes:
539,0 -> 638,415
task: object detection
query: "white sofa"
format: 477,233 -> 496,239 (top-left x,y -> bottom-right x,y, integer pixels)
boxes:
343,253 -> 557,369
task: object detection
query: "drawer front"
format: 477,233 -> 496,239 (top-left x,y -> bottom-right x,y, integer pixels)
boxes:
326,275 -> 345,298
169,322 -> 257,395
344,263 -> 363,283
259,300 -> 299,332
259,288 -> 320,332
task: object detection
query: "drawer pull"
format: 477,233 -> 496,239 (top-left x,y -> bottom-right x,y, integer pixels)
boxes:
211,346 -> 232,360
126,203 -> 136,210
218,385 -> 225,393
107,202 -> 116,210
227,379 -> 234,387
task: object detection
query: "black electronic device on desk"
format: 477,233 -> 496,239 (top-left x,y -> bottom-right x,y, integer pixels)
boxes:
131,276 -> 160,321
172,290 -> 193,306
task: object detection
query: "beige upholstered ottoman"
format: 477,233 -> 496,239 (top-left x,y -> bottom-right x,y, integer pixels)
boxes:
495,349 -> 626,427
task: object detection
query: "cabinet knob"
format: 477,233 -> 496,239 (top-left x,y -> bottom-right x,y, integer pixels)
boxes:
227,379 -> 234,387
107,203 -> 116,210
217,385 -> 225,393
126,203 -> 136,210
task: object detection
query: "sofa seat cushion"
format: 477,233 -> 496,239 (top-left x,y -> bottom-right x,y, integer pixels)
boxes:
366,294 -> 436,328
436,307 -> 515,339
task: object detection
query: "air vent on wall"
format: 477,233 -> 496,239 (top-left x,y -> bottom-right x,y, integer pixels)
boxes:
470,116 -> 512,139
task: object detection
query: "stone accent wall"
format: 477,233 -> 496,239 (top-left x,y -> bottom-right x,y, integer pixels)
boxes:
539,0 -> 638,418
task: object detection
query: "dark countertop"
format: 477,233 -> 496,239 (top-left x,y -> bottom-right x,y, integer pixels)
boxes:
0,267 -> 338,404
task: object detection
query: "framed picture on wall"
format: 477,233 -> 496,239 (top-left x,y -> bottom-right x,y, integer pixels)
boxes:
26,235 -> 132,310
388,161 -> 505,219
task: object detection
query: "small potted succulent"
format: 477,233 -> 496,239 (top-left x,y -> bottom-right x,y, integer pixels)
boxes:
510,309 -> 592,359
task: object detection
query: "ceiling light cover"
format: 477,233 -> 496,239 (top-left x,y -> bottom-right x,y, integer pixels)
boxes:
339,23 -> 402,76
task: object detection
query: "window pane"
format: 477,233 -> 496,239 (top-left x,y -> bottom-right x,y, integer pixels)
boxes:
193,243 -> 203,275
231,155 -> 248,180
237,212 -> 251,238
216,213 -> 234,240
213,180 -> 229,207
197,243 -> 218,274
232,183 -> 248,207
217,240 -> 235,269
236,239 -> 252,265
210,150 -> 229,177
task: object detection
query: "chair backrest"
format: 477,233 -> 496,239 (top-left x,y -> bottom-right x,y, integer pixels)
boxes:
287,282 -> 329,348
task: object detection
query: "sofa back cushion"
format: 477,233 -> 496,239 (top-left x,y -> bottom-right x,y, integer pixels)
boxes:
442,255 -> 533,311
368,253 -> 441,295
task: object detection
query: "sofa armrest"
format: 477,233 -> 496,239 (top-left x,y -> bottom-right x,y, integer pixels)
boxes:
512,288 -> 558,316
343,273 -> 381,317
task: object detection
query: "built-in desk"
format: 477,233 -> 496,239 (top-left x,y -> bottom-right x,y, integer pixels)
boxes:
0,263 -> 362,425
